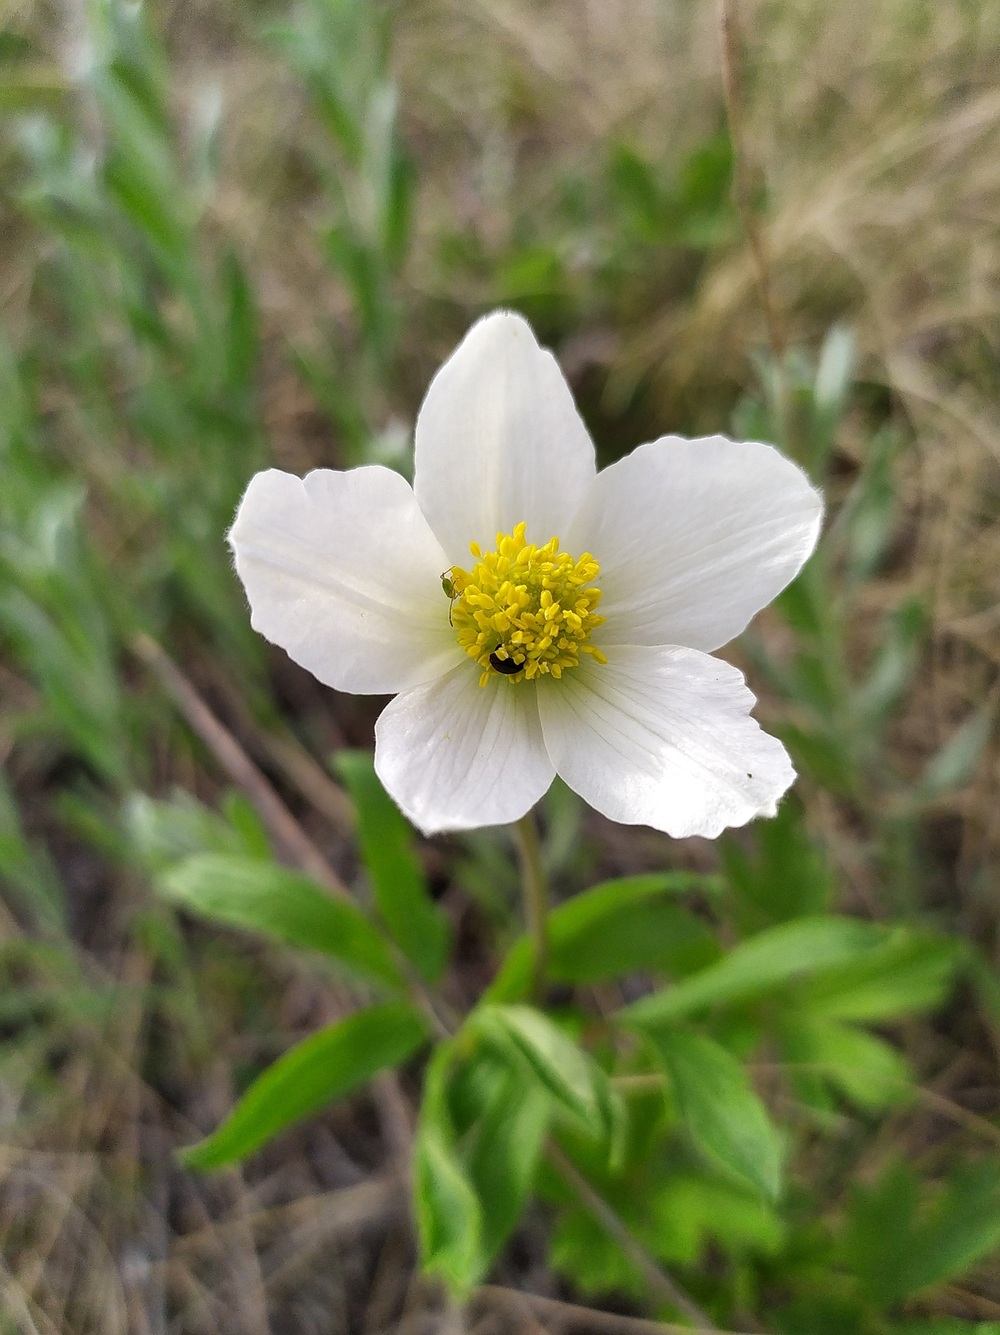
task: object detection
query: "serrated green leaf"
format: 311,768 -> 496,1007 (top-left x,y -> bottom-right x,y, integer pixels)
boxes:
968,951 -> 1000,1034
414,1042 -> 485,1294
487,873 -> 721,1002
474,1005 -> 619,1144
721,796 -> 832,929
781,1017 -> 912,1111
795,931 -> 959,1021
182,1002 -> 428,1168
414,1126 -> 483,1294
463,1061 -> 550,1264
776,722 -> 858,797
621,916 -> 883,1026
650,1172 -> 785,1265
845,1159 -> 920,1304
849,1160 -> 1000,1305
651,1028 -> 783,1199
899,1163 -> 1000,1299
550,1206 -> 645,1300
335,750 -> 450,982
159,853 -> 402,988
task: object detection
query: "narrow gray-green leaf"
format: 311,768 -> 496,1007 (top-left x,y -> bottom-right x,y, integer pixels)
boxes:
915,705 -> 994,801
653,1028 -> 783,1200
160,853 -> 402,988
182,1002 -> 429,1169
621,916 -> 883,1026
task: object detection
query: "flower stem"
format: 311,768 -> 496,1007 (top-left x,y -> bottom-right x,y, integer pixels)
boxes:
513,810 -> 548,1000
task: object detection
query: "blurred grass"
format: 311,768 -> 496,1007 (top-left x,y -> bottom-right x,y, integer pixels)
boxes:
1,0 -> 1000,1329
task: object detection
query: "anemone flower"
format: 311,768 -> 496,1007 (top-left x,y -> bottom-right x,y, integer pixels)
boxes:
228,312 -> 823,838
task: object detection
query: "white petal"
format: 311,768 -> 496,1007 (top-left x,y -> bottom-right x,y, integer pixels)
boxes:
567,436 -> 823,652
374,664 -> 555,834
537,645 -> 795,839
228,466 -> 460,695
414,311 -> 597,562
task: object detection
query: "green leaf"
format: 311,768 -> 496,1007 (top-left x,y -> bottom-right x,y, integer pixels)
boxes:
125,790 -> 260,871
621,916 -> 884,1026
854,596 -> 927,727
182,1002 -> 429,1168
915,705 -> 994,801
651,1028 -> 783,1199
848,1160 -> 1000,1305
550,1207 -> 645,1300
474,1005 -> 620,1144
413,1042 -> 484,1293
461,1058 -> 550,1264
415,1129 -> 483,1294
843,425 -> 902,585
776,722 -> 858,797
487,873 -> 721,1002
845,1159 -> 920,1304
335,750 -> 450,982
220,249 -> 259,393
968,950 -> 1000,1035
795,931 -> 959,1021
650,1172 -> 785,1265
159,853 -> 402,988
721,796 -> 832,928
899,1163 -> 1000,1299
780,1017 -> 912,1111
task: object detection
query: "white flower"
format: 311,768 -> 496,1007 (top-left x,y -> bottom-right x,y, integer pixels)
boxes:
228,312 -> 823,838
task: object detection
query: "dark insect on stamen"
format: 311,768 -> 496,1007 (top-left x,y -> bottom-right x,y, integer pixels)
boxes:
489,652 -> 522,675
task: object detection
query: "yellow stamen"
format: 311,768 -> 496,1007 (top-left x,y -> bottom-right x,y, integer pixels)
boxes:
445,521 -> 606,685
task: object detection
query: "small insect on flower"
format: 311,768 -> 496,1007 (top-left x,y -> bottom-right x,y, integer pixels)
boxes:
489,651 -> 523,675
440,569 -> 459,626
228,309 -> 824,838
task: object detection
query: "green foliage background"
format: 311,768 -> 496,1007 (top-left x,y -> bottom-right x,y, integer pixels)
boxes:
1,0 -> 1000,1331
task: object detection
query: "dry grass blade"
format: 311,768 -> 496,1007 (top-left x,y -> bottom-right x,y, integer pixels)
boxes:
131,632 -> 349,898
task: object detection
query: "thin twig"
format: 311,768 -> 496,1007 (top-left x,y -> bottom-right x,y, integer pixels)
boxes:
205,665 -> 356,835
133,635 -> 458,1041
751,1058 -> 1000,1154
546,1142 -> 719,1331
253,728 -> 355,835
717,0 -> 786,367
130,632 -> 349,898
478,1287 -> 754,1335
913,1085 -> 1000,1153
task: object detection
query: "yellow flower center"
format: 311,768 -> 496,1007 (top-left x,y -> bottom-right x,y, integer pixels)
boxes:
445,521 -> 607,687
